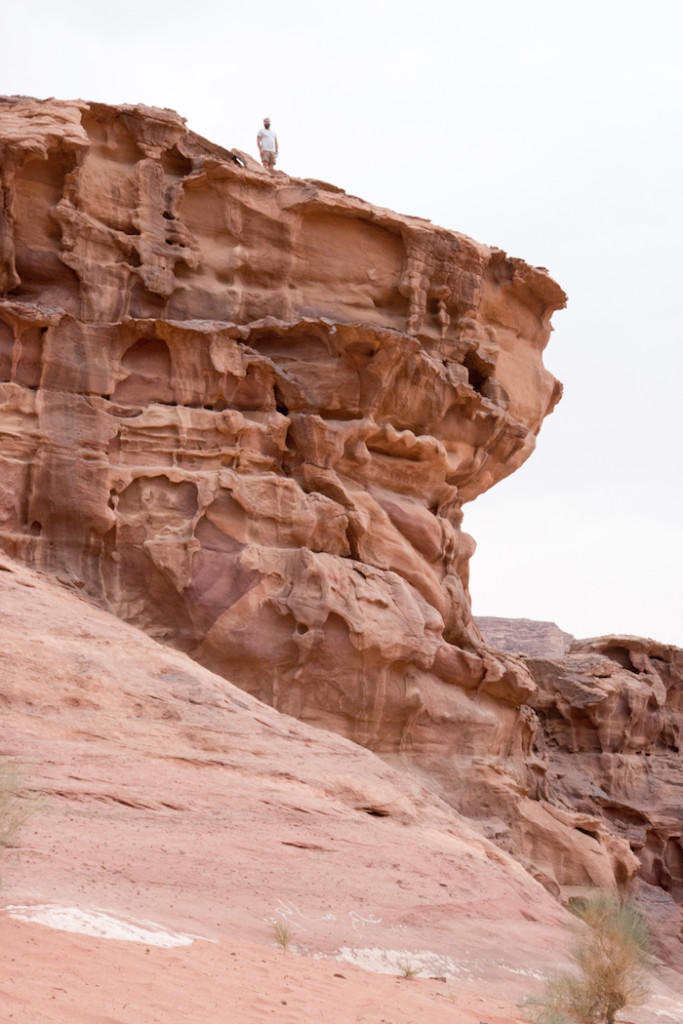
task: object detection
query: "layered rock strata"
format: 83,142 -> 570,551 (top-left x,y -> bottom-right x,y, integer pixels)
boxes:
528,634 -> 683,951
3,96 -> 681,940
0,96 -> 563,743
478,619 -> 683,957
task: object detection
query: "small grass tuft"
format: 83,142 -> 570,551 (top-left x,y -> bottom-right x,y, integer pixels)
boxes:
397,959 -> 421,978
271,918 -> 292,952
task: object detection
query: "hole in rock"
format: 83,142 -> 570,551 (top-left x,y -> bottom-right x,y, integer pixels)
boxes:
463,349 -> 491,395
160,147 -> 193,179
602,646 -> 637,672
113,337 -> 174,405
274,385 -> 290,416
465,362 -> 486,393
359,806 -> 390,818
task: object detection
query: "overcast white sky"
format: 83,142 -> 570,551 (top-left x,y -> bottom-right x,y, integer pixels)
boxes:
3,0 -> 682,644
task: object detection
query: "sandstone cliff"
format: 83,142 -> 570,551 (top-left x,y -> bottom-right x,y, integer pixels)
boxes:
1,96 -> 681,961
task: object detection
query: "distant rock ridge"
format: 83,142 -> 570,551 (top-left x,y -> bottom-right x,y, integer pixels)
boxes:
477,616 -> 683,957
1,97 -> 681,959
476,616 -> 575,658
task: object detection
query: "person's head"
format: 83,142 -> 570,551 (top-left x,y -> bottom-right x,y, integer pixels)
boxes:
263,118 -> 271,128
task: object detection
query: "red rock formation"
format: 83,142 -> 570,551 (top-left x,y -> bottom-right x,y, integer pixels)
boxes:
528,634 -> 683,953
0,96 -> 564,757
2,96 -> 682,961
479,619 -> 683,960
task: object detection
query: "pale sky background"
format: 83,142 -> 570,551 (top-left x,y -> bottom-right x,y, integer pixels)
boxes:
3,0 -> 681,645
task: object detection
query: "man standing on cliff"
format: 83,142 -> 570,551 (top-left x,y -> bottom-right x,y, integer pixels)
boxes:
257,117 -> 278,172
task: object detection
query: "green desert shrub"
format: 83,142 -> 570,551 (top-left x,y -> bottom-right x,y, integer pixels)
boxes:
525,892 -> 653,1024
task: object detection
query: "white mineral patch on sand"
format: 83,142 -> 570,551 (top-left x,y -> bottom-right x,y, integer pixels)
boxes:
6,905 -> 202,947
336,946 -> 472,979
653,1003 -> 683,1020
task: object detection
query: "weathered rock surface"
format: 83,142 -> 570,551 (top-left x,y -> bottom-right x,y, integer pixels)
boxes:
527,634 -> 683,951
3,558 -> 683,1022
477,616 -> 575,659
0,98 -> 572,864
0,555 -> 574,1024
1,96 -> 682,968
478,619 -> 683,959
0,99 -> 564,707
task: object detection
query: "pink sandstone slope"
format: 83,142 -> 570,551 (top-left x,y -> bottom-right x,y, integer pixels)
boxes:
0,554 -> 562,1022
2,557 -> 683,1022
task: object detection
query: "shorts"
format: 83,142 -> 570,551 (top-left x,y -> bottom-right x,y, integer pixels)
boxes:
262,150 -> 276,167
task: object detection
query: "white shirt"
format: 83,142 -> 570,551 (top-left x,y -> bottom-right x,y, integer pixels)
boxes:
257,127 -> 277,153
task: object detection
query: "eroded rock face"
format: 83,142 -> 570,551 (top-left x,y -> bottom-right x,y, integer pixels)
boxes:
479,620 -> 683,958
0,96 -> 563,737
5,97 -> 681,938
529,637 -> 683,921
